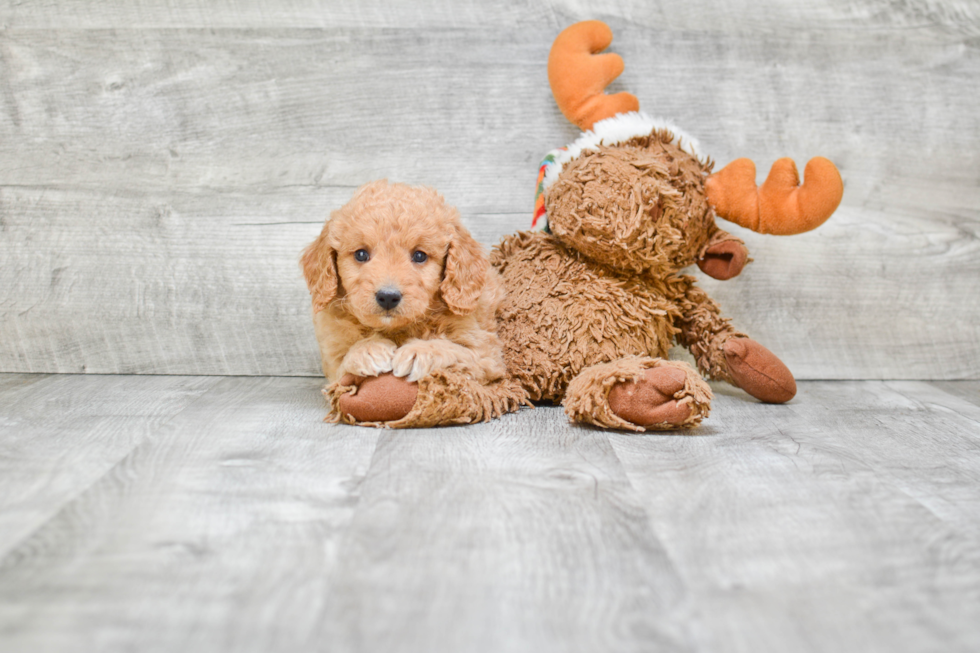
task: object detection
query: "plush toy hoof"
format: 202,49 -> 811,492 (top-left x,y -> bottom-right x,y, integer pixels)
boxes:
723,338 -> 797,403
607,366 -> 693,428
337,373 -> 418,423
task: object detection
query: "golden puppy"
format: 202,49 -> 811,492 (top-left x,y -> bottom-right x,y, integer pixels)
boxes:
302,180 -> 507,404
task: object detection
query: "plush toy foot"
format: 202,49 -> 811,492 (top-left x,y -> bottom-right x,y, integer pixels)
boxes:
336,373 -> 418,423
607,366 -> 693,427
723,338 -> 797,403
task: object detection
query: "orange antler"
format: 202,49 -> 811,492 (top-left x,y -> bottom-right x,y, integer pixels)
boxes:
705,157 -> 844,235
548,21 -> 640,132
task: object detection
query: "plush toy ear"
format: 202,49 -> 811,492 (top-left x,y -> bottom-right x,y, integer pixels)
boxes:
301,224 -> 339,313
697,231 -> 749,280
440,225 -> 489,315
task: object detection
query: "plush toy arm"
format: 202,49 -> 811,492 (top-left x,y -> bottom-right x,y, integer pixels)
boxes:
675,281 -> 744,384
675,281 -> 797,403
325,370 -> 527,428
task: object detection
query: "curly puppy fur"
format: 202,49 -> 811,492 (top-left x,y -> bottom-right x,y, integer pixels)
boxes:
303,180 -> 525,426
493,128 -> 794,431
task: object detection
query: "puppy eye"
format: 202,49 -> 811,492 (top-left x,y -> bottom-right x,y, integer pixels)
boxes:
354,249 -> 370,262
411,250 -> 428,264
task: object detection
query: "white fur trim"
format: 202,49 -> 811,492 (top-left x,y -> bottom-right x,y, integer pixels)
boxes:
541,112 -> 701,191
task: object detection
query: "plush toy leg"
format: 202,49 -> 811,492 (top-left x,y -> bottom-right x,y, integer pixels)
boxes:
563,357 -> 712,432
330,373 -> 419,423
677,282 -> 796,403
722,338 -> 797,403
325,371 -> 528,428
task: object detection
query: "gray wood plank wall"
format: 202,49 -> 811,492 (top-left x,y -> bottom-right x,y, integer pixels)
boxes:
1,1 -> 978,378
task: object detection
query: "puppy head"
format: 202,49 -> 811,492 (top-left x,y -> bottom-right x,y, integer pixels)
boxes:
302,180 -> 488,330
544,132 -> 718,275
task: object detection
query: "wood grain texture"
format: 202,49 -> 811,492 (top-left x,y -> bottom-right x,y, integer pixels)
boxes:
609,381 -> 980,653
316,409 -> 692,653
0,374 -> 379,653
0,373 -> 220,558
1,374 -> 978,651
1,0 -> 978,32
0,1 -> 978,378
930,381 -> 980,407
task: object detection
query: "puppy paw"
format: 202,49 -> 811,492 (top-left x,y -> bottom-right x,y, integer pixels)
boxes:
391,340 -> 446,382
341,337 -> 397,377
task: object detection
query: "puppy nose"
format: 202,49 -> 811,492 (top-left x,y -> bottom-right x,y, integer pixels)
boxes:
375,288 -> 402,311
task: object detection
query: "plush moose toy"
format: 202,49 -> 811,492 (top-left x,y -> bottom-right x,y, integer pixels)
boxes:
487,20 -> 844,431
325,20 -> 842,430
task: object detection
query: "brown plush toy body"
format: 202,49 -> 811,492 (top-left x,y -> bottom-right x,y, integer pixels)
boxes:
489,21 -> 844,431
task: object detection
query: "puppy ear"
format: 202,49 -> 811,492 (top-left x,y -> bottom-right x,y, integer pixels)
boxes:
301,225 -> 339,312
440,225 -> 489,315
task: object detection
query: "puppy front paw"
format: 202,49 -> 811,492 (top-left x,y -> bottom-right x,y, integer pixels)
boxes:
341,338 -> 397,377
391,341 -> 445,383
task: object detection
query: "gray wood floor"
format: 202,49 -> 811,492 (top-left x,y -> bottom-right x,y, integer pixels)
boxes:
0,374 -> 978,653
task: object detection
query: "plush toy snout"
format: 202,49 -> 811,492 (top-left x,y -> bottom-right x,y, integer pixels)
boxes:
697,238 -> 749,280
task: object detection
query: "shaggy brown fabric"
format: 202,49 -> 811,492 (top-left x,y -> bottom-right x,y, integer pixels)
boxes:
493,231 -> 681,402
389,370 -> 528,428
674,285 -> 745,385
325,369 -> 528,428
564,357 -> 711,432
545,132 -> 715,275
492,229 -> 744,400
492,128 -> 797,428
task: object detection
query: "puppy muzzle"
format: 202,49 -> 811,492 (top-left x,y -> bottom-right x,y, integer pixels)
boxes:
375,287 -> 402,312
